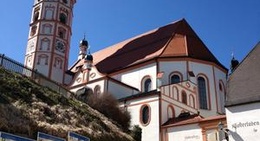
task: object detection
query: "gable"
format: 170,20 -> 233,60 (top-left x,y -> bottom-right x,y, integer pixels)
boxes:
226,42 -> 260,106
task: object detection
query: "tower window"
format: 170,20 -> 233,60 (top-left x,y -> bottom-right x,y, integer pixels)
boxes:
30,26 -> 37,36
59,13 -> 67,24
34,11 -> 39,22
140,105 -> 150,125
58,27 -> 66,39
198,76 -> 208,109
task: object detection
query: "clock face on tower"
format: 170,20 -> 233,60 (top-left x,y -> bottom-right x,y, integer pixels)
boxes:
55,41 -> 65,53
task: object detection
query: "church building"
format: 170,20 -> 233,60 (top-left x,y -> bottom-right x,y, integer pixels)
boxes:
24,1 -> 229,141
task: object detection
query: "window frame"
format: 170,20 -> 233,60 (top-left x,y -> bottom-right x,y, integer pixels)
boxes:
140,104 -> 151,126
169,71 -> 183,84
197,75 -> 210,110
141,76 -> 152,92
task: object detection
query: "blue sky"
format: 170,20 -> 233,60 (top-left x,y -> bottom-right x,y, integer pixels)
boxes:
0,1 -> 259,69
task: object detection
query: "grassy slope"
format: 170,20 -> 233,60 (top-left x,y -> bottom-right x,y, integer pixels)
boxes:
0,68 -> 133,141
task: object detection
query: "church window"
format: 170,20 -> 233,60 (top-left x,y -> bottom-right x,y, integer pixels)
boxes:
94,85 -> 101,95
43,24 -> 52,34
171,75 -> 180,84
198,76 -> 208,109
142,76 -> 152,92
219,82 -> 223,92
181,91 -> 187,105
30,26 -> 37,36
140,104 -> 150,125
170,72 -> 182,84
59,13 -> 67,24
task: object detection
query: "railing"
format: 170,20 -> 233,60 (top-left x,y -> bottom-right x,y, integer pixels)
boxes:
0,54 -> 74,98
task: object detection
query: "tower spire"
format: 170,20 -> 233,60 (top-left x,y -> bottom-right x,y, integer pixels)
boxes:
78,34 -> 89,60
230,51 -> 239,73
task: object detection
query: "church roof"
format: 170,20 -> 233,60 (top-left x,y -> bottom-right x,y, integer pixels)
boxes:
71,19 -> 226,74
162,112 -> 226,128
226,42 -> 260,107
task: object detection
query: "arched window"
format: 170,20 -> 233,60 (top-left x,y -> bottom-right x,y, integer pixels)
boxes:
142,77 -> 152,92
198,76 -> 208,109
181,91 -> 187,105
140,105 -> 150,125
171,75 -> 180,84
94,85 -> 101,95
59,13 -> 67,24
219,82 -> 223,92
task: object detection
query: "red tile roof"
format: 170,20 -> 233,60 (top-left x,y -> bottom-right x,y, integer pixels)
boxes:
70,19 -> 227,74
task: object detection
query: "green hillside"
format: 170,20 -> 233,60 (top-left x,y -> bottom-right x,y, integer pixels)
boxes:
0,67 -> 133,141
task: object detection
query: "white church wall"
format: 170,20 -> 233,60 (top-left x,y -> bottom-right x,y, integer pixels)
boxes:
167,124 -> 202,141
124,95 -> 160,141
158,61 -> 187,85
226,103 -> 260,141
112,63 -> 157,91
188,61 -> 218,117
107,80 -> 138,99
213,66 -> 227,114
88,66 -> 105,81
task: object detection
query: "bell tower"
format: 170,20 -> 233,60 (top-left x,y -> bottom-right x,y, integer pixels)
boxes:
24,0 -> 76,83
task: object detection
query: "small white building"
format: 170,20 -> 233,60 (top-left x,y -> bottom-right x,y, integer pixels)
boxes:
225,42 -> 260,141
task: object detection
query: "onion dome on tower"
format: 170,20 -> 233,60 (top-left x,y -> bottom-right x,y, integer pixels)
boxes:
84,51 -> 93,70
78,36 -> 89,60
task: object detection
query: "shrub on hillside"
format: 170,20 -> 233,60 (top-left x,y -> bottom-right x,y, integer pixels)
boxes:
78,92 -> 131,132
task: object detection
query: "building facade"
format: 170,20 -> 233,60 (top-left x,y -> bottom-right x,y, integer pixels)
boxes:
226,42 -> 260,141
